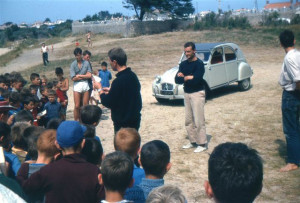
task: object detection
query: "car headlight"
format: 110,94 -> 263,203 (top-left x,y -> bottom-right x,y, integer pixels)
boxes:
154,86 -> 159,94
155,75 -> 161,84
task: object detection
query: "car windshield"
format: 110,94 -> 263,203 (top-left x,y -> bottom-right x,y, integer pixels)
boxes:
180,51 -> 211,63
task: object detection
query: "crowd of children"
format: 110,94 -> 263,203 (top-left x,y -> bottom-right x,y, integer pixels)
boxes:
0,69 -> 263,202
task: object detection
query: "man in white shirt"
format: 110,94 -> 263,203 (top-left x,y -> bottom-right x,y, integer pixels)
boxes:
278,30 -> 300,172
41,43 -> 49,66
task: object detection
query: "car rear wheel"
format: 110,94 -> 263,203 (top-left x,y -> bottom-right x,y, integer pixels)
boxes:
238,78 -> 251,91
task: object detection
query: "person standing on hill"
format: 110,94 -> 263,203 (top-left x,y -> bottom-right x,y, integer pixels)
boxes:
41,43 -> 49,66
278,30 -> 300,172
175,42 -> 207,153
100,48 -> 142,133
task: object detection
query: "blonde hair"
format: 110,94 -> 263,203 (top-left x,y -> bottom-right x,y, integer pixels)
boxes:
114,128 -> 141,159
37,129 -> 59,158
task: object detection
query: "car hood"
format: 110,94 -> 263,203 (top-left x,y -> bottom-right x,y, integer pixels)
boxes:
160,66 -> 179,83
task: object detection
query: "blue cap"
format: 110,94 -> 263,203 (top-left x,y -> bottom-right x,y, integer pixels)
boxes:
56,121 -> 86,148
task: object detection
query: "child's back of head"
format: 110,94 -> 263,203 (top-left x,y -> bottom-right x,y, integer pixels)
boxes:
0,121 -> 11,149
11,122 -> 30,150
100,151 -> 133,194
140,140 -> 171,179
23,126 -> 45,161
146,185 -> 187,203
206,142 -> 263,203
37,129 -> 60,161
80,105 -> 102,126
114,128 -> 141,160
81,138 -> 103,166
14,110 -> 34,124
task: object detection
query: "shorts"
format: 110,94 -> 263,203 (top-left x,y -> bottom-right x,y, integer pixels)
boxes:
73,81 -> 90,93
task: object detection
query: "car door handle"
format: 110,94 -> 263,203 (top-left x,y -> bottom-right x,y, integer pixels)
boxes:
208,67 -> 211,70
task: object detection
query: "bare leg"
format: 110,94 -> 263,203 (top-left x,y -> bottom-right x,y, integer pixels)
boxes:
82,91 -> 90,106
73,91 -> 82,121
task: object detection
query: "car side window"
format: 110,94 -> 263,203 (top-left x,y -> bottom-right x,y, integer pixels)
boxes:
211,48 -> 223,65
224,47 -> 237,61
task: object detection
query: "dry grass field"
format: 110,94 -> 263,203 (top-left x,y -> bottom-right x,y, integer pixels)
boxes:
1,29 -> 300,202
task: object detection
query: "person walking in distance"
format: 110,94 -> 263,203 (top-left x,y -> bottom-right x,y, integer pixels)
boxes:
175,42 -> 207,153
41,43 -> 49,66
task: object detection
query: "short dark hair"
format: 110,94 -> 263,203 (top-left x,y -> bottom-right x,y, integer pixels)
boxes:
14,110 -> 34,123
81,138 -> 103,165
108,48 -> 127,66
101,151 -> 133,193
47,89 -> 56,97
11,122 -> 30,150
55,67 -> 64,75
101,61 -> 107,67
74,47 -> 82,56
23,96 -> 34,105
9,92 -> 21,105
0,121 -> 11,148
184,42 -> 196,50
30,73 -> 40,82
46,118 -> 62,130
279,29 -> 295,48
141,140 -> 170,178
23,126 -> 45,160
83,50 -> 91,56
208,142 -> 263,203
80,105 -> 102,125
83,124 -> 96,138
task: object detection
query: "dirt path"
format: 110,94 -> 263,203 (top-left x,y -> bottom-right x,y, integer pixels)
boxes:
0,37 -> 76,74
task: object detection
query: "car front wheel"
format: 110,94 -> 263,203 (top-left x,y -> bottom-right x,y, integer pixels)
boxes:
238,78 -> 251,91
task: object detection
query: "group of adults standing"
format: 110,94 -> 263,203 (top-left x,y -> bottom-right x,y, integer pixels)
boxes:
68,30 -> 299,171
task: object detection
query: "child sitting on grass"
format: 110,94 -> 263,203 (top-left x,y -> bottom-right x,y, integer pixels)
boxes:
99,151 -> 134,203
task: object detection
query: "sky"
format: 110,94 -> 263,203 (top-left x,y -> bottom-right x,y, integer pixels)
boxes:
0,0 -> 287,24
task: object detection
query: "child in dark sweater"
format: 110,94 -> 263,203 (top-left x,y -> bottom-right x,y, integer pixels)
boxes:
18,121 -> 105,202
40,90 -> 61,125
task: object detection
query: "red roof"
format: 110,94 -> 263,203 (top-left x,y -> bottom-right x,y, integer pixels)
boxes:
264,2 -> 291,9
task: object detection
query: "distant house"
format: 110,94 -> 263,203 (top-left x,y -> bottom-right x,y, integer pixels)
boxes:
264,0 -> 299,11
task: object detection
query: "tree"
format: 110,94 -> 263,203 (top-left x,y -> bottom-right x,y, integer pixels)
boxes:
123,0 -> 194,21
44,18 -> 51,23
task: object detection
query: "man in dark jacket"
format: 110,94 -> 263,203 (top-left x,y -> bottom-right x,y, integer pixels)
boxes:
175,42 -> 207,153
100,48 -> 142,134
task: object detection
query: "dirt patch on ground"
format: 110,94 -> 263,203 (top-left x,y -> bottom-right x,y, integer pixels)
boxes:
3,31 -> 300,202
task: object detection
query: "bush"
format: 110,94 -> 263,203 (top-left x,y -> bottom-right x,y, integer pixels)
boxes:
193,12 -> 251,30
59,29 -> 72,37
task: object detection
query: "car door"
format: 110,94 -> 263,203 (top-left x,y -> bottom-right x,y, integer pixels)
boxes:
207,47 -> 227,88
224,46 -> 238,83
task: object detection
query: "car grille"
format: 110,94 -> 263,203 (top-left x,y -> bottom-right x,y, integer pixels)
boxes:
161,83 -> 173,91
160,90 -> 173,95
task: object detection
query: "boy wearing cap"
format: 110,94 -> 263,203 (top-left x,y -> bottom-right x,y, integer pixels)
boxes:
19,121 -> 105,202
